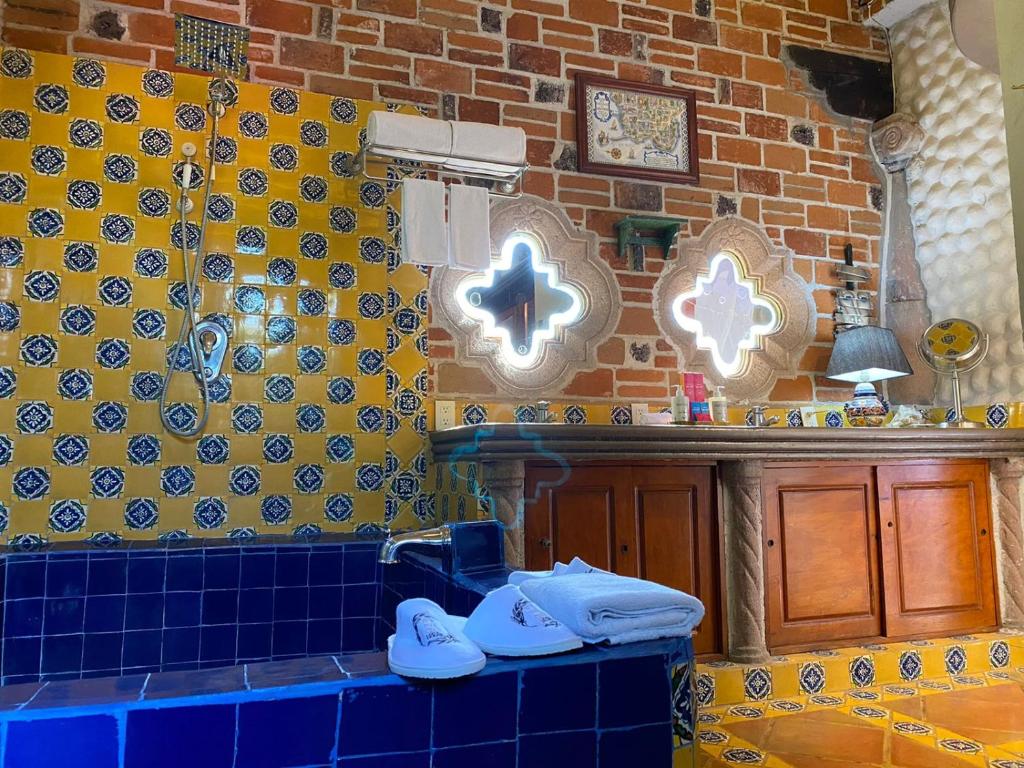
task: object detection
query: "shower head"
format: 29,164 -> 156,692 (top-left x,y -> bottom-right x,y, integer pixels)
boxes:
174,13 -> 250,79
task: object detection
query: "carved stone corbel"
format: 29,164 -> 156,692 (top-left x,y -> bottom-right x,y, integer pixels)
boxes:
721,459 -> 771,663
871,112 -> 925,172
481,459 -> 527,568
991,458 -> 1024,628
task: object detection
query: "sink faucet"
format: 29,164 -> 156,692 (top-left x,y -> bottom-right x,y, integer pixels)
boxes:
746,405 -> 779,428
535,401 -> 557,423
378,525 -> 452,564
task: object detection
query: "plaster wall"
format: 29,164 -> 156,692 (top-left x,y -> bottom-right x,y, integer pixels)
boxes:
889,1 -> 1024,402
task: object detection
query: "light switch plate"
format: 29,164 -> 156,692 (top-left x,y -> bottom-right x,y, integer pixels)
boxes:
630,403 -> 650,425
435,400 -> 456,430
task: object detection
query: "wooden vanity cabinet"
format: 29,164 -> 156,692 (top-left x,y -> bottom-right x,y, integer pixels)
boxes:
763,459 -> 998,652
523,463 -> 723,657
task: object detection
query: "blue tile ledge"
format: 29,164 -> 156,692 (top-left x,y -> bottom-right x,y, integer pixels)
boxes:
0,639 -> 689,720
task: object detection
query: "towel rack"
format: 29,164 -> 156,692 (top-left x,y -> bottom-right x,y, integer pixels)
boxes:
348,142 -> 528,198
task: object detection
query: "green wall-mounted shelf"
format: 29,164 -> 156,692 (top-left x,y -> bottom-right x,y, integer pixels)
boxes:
615,216 -> 685,271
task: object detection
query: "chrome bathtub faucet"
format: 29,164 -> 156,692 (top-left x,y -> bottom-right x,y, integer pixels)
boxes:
379,525 -> 452,564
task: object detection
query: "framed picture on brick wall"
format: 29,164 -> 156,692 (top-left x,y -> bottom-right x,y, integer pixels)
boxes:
574,73 -> 700,185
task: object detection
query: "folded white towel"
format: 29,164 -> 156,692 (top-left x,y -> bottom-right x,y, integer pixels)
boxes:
450,121 -> 526,167
507,557 -> 607,586
519,572 -> 705,645
507,568 -> 553,586
448,184 -> 491,271
367,111 -> 453,163
401,178 -> 447,267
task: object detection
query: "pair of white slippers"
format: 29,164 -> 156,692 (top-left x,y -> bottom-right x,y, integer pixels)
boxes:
387,584 -> 583,680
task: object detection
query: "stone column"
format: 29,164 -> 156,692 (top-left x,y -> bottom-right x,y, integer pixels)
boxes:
481,459 -> 527,569
991,458 -> 1024,628
721,459 -> 771,664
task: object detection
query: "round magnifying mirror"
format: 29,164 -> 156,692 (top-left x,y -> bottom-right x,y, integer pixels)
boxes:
918,318 -> 989,428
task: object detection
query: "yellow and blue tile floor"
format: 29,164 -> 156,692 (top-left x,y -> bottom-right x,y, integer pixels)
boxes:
694,632 -> 1024,767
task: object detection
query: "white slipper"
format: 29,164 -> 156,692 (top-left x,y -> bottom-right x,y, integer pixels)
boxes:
461,584 -> 583,657
387,598 -> 486,680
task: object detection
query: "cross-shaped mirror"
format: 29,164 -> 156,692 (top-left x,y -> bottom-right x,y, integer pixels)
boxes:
671,251 -> 779,377
455,233 -> 582,368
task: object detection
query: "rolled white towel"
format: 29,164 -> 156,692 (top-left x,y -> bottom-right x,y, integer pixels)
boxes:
519,572 -> 705,645
450,121 -> 526,167
367,111 -> 453,162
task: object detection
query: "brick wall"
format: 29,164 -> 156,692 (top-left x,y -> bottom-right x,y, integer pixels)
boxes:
0,0 -> 889,404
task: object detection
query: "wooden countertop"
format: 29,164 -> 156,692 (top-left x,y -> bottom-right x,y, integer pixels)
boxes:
429,423 -> 1024,462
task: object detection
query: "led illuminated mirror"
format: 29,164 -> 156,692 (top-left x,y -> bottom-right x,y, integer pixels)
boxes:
672,251 -> 780,377
455,233 -> 583,368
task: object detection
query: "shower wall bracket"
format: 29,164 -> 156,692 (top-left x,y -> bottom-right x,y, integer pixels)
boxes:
192,320 -> 228,382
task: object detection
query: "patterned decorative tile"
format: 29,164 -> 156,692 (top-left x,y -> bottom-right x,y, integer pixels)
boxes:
0,46 -> 428,540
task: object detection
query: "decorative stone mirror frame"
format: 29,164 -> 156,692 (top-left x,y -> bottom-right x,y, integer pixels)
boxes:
653,218 -> 816,401
431,195 -> 621,399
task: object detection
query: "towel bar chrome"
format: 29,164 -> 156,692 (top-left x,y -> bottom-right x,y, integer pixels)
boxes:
348,143 -> 528,199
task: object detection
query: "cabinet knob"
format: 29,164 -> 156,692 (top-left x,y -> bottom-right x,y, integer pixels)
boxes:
620,543 -> 629,554
981,528 -> 988,536
539,538 -> 551,549
766,539 -> 774,548
887,521 -> 894,528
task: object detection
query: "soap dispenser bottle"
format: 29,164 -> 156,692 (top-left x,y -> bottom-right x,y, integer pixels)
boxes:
671,385 -> 689,424
709,386 -> 728,424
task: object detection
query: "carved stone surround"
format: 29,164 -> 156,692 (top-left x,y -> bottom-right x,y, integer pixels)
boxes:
653,218 -> 817,402
430,195 -> 620,399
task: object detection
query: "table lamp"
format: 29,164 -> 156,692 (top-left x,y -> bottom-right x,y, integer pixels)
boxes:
825,325 -> 913,426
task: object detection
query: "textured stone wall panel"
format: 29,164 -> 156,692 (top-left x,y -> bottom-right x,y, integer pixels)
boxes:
891,1 -> 1024,402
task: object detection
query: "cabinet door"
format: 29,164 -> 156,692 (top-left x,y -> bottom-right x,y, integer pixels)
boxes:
626,466 -> 722,656
523,466 -> 632,572
877,461 -> 997,637
764,465 -> 883,649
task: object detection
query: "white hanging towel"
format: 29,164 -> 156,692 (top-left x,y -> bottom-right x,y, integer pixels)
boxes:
367,111 -> 453,163
400,178 -> 448,267
448,184 -> 492,271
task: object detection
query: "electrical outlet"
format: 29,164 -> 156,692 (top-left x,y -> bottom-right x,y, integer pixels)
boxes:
630,403 -> 650,425
435,400 -> 456,430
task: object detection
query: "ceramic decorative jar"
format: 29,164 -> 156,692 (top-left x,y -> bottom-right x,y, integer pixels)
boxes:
843,382 -> 890,427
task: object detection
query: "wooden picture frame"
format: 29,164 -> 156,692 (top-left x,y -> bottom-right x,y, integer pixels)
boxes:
574,73 -> 700,185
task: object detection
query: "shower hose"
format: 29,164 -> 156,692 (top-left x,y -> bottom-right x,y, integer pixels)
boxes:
157,95 -> 225,438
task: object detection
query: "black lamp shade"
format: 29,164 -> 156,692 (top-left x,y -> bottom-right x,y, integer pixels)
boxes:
825,325 -> 913,383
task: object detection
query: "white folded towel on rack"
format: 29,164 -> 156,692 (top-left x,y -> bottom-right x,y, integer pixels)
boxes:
448,184 -> 492,271
367,111 -> 453,163
450,121 -> 527,167
401,178 -> 448,267
519,572 -> 705,646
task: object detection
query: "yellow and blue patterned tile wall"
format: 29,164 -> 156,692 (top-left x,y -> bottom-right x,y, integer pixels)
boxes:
0,47 -> 433,543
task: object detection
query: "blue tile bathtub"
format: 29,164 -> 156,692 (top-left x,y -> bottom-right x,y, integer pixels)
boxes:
0,523 -> 697,767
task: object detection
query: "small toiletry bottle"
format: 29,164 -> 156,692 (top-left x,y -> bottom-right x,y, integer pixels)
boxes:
709,386 -> 728,424
671,385 -> 690,424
